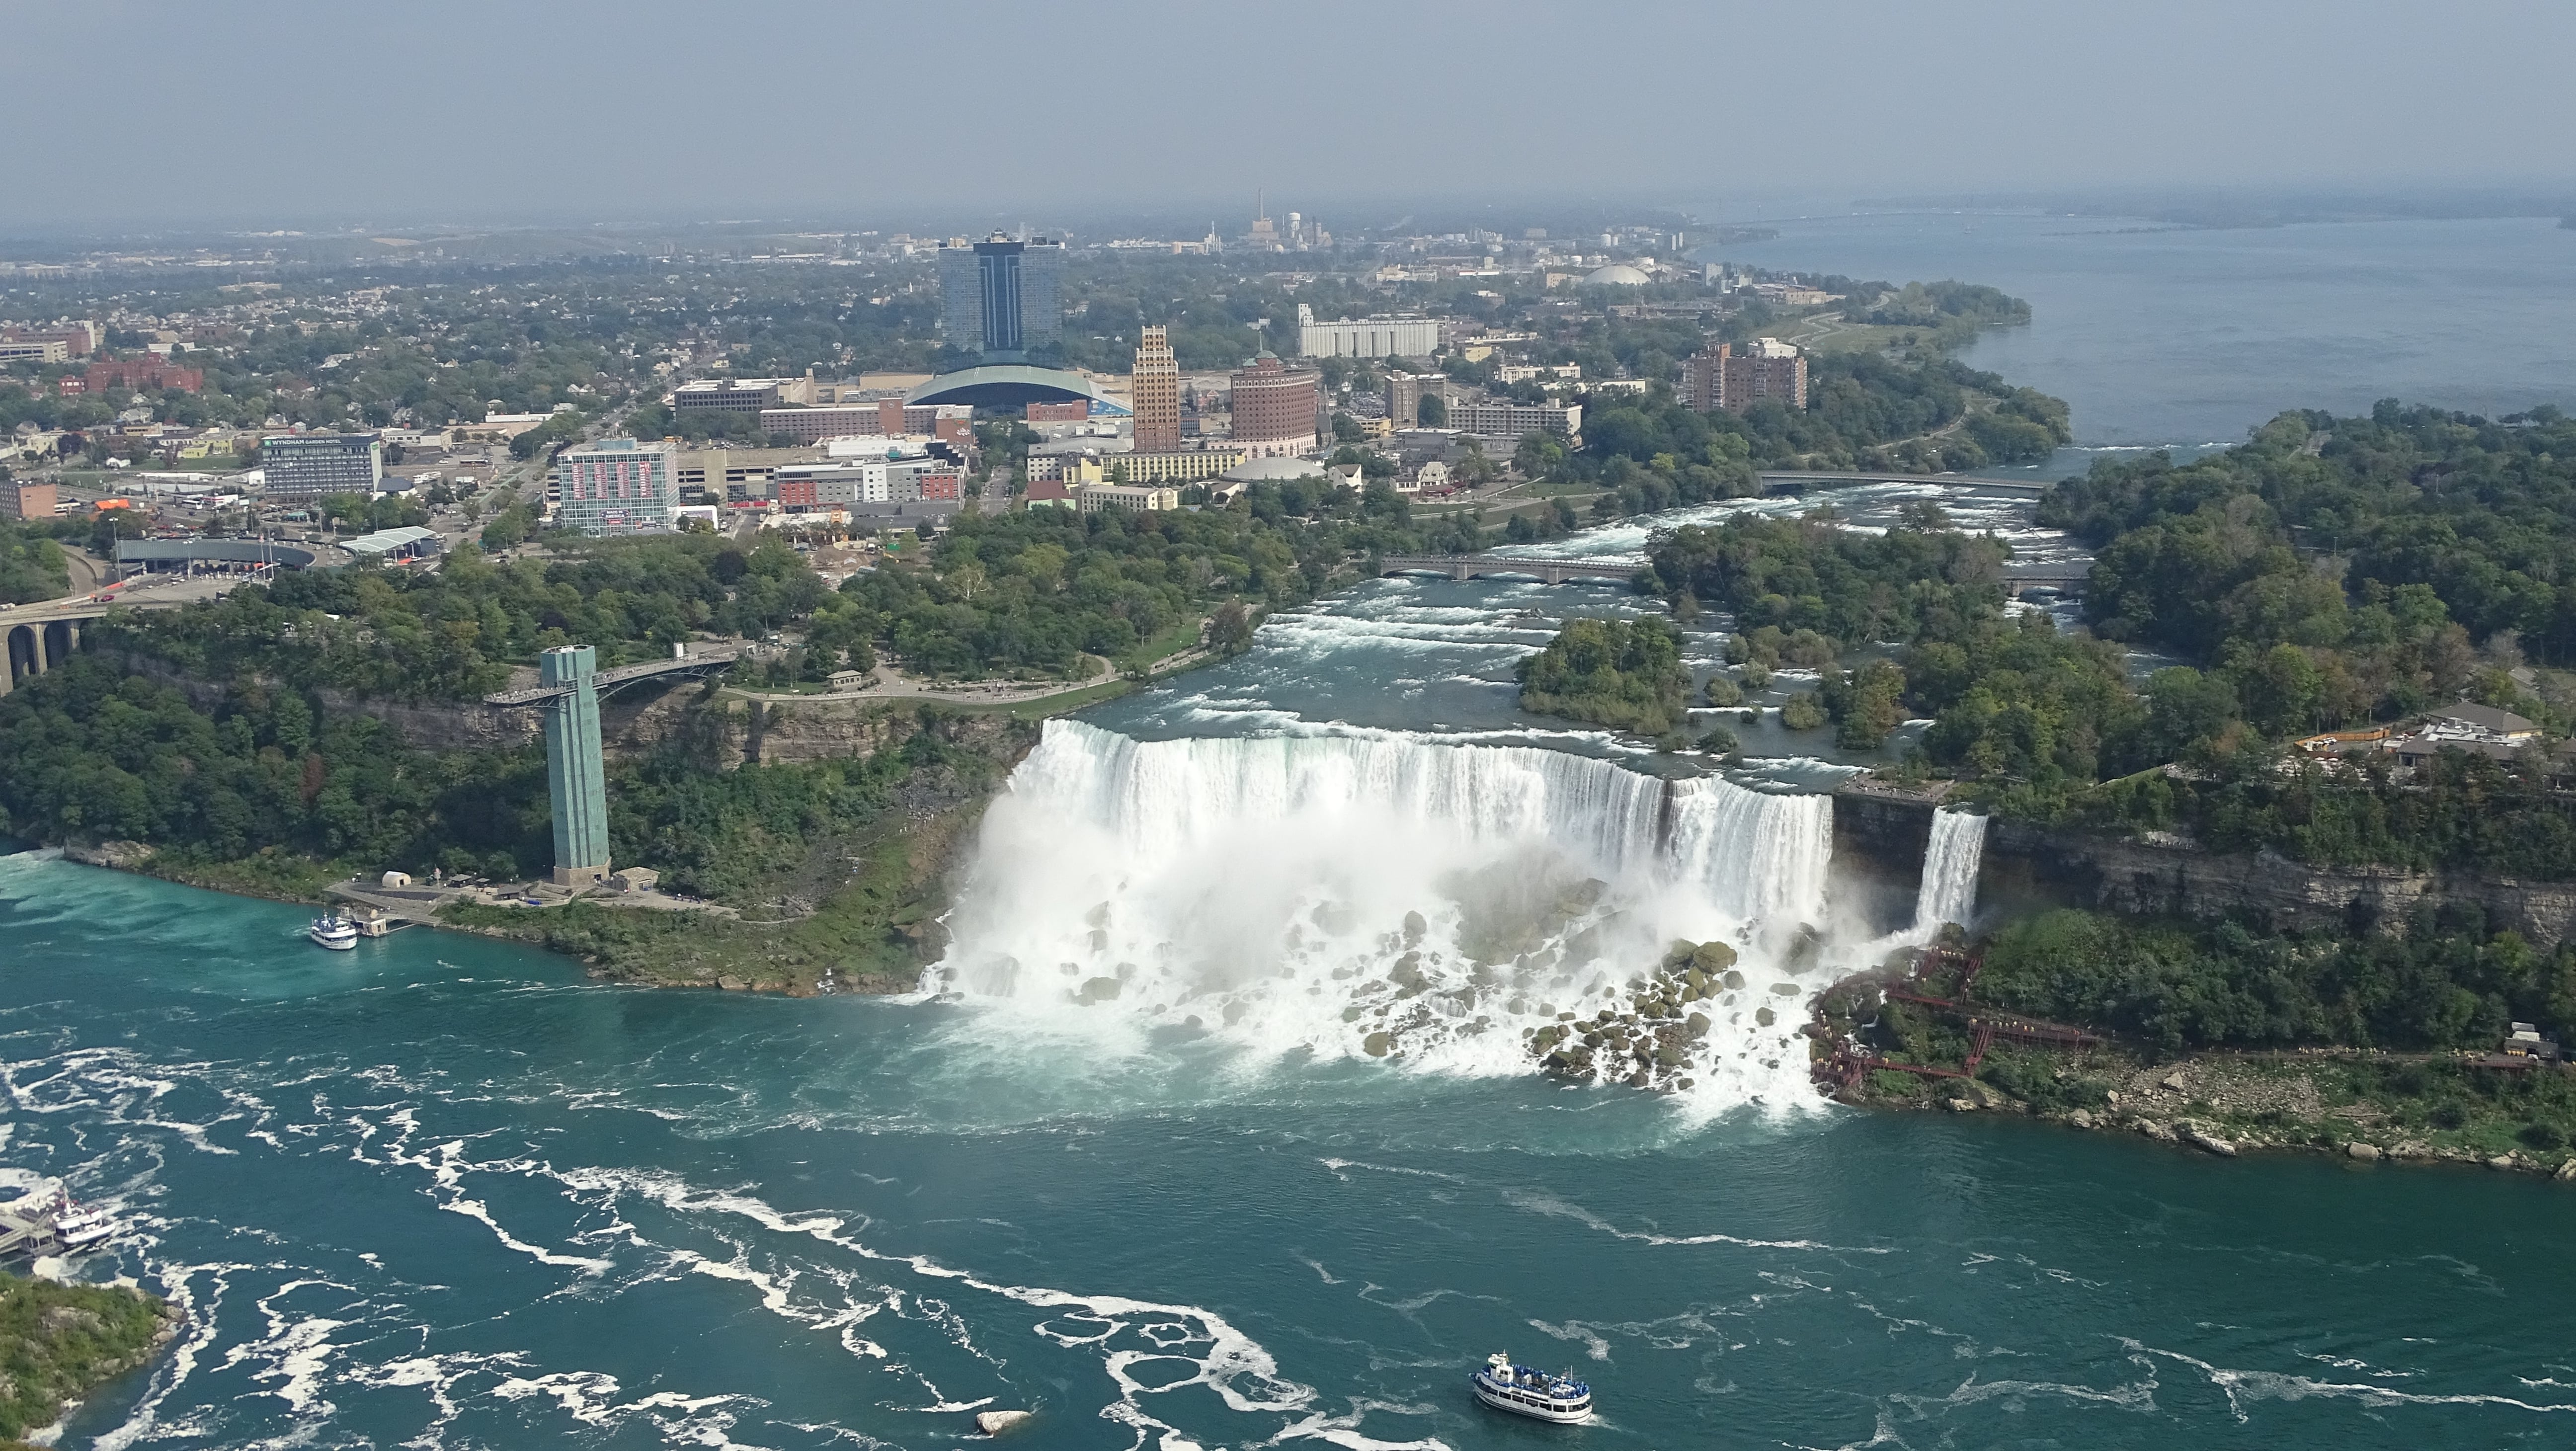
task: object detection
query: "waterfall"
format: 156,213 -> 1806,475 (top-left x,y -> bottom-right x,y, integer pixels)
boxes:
927,721 -> 1839,1107
1911,808 -> 1987,936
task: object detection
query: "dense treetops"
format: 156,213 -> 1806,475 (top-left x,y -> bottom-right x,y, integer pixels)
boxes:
0,1274 -> 172,1443
844,483 -> 1437,679
1980,905 -> 2576,1053
2047,403 -> 2576,666
1575,353 -> 2069,484
1516,616 -> 1690,734
97,533 -> 827,700
0,651 -> 972,897
0,517 -> 71,605
1644,505 -> 2009,645
0,656 -> 549,880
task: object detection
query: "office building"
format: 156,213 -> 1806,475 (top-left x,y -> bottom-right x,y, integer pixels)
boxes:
0,341 -> 69,364
937,234 -> 1065,359
769,457 -> 960,510
554,438 -> 677,536
1025,401 -> 1090,423
874,399 -> 974,443
1682,340 -> 1807,414
0,480 -> 58,520
673,377 -> 819,417
758,404 -> 884,445
1296,304 -> 1440,359
0,321 -> 102,357
1447,400 -> 1583,440
1386,372 -> 1457,429
1228,353 -> 1319,458
1131,325 -> 1182,452
259,433 -> 384,499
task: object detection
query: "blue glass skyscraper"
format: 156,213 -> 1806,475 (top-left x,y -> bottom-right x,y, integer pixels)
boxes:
937,235 -> 1062,361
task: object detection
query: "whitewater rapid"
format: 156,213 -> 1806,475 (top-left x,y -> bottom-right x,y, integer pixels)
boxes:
929,721 -> 1868,1109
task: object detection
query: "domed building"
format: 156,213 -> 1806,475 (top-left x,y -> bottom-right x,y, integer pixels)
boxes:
1582,263 -> 1653,288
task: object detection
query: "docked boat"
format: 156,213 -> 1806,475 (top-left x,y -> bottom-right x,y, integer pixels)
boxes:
308,913 -> 359,950
1472,1352 -> 1593,1423
52,1195 -> 115,1252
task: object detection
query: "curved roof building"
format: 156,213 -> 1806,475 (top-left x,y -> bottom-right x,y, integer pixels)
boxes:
1582,264 -> 1653,287
904,365 -> 1129,413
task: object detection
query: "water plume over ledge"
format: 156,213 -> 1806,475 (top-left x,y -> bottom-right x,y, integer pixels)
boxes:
928,721 -> 1842,1109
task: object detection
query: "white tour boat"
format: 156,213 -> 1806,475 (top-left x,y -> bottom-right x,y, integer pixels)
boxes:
308,913 -> 359,950
1472,1352 -> 1593,1423
52,1194 -> 116,1252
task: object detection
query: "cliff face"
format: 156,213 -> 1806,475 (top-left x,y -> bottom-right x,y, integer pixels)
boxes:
603,690 -> 974,767
1830,786 -> 2576,947
1983,819 -> 2576,948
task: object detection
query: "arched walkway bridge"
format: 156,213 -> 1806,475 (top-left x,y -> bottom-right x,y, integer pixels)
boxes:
481,640 -> 751,706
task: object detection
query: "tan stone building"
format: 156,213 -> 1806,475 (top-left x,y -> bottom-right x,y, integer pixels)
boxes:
1131,325 -> 1182,453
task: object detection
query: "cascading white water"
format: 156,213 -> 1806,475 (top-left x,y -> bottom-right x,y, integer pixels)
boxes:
927,720 -> 1839,1108
1911,808 -> 1988,936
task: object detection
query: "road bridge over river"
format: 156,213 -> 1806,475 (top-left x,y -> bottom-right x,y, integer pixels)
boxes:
1,585 -> 215,697
1376,554 -> 1648,585
1759,470 -> 2052,495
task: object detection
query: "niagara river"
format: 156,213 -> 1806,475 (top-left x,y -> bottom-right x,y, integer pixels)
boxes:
9,480 -> 2576,1448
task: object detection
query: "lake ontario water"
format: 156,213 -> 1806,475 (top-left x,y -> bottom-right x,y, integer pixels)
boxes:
12,217 -> 2576,1448
1693,210 -> 2576,446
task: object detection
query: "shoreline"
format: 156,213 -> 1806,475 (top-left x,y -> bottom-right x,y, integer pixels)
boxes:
22,844 -> 2576,1183
1827,1042 -> 2576,1181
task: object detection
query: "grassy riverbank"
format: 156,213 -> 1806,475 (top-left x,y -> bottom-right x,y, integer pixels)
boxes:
1836,1027 -> 2576,1178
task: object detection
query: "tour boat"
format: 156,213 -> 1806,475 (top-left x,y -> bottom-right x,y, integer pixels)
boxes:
51,1195 -> 116,1252
308,914 -> 359,950
1472,1352 -> 1593,1423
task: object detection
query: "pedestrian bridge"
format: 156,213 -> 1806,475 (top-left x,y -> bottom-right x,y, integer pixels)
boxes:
1377,554 -> 1647,585
482,640 -> 751,706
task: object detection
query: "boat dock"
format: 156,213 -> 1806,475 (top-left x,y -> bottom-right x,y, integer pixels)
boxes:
0,1199 -> 75,1260
315,891 -> 423,936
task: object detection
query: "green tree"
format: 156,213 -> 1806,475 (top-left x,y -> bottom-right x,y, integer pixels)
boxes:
1516,616 -> 1689,733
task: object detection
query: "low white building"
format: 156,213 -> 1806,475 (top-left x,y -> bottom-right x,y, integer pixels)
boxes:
1295,304 -> 1441,359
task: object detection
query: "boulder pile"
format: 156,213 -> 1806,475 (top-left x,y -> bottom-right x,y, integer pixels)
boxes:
1527,939 -> 1740,1092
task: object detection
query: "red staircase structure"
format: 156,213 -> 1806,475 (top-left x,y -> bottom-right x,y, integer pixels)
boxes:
1812,947 -> 2100,1093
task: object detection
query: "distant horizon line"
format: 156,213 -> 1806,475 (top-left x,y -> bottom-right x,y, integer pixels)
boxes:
7,180 -> 2576,248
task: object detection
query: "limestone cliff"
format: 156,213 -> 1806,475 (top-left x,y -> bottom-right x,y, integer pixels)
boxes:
1832,784 -> 2576,947
1984,819 -> 2576,947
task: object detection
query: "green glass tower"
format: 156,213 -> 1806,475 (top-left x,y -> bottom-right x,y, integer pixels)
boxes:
540,645 -> 611,886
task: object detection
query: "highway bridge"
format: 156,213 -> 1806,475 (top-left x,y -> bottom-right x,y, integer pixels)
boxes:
481,640 -> 752,707
2003,564 -> 2092,596
1758,470 -> 2052,495
1,589 -> 206,697
1376,554 -> 1648,585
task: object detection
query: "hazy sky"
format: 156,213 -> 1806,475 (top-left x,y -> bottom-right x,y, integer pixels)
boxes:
7,0 -> 2575,231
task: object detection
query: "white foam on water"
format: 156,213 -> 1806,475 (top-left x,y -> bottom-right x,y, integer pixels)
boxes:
926,720 -> 1842,1112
